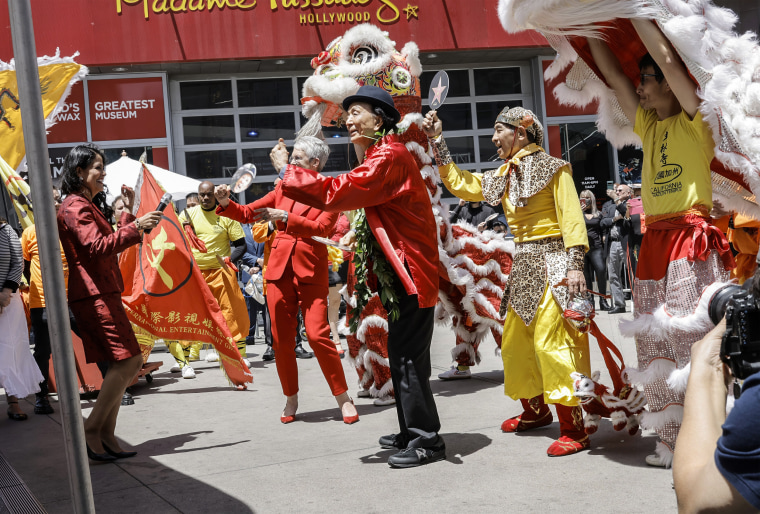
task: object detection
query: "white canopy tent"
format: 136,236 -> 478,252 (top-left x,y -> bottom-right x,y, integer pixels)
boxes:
103,155 -> 201,204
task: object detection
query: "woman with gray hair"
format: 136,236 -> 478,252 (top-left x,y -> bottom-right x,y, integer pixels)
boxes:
214,135 -> 359,425
580,190 -> 609,311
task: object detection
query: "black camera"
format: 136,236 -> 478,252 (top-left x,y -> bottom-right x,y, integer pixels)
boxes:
708,283 -> 760,380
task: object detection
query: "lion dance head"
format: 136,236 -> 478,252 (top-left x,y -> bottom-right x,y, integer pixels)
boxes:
298,24 -> 425,148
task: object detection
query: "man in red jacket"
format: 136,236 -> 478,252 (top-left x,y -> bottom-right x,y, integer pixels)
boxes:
279,86 -> 444,468
214,136 -> 358,425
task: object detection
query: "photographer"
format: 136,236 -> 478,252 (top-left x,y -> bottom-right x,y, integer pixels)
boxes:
673,318 -> 759,512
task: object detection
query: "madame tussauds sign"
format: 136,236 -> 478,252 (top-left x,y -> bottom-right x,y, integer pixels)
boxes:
117,0 -> 409,24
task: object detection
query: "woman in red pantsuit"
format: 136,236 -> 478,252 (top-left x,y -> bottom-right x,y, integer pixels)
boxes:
58,144 -> 162,461
214,136 -> 358,424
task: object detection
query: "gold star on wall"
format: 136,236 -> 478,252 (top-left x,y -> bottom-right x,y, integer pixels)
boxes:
403,4 -> 419,20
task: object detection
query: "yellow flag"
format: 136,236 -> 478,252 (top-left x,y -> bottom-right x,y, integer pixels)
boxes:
0,52 -> 87,170
0,154 -> 34,229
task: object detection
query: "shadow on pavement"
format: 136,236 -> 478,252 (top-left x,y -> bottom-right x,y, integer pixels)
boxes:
432,369 -> 503,398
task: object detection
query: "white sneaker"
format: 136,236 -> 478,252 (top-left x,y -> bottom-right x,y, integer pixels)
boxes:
357,389 -> 371,398
373,395 -> 396,406
182,366 -> 196,379
438,366 -> 471,380
170,363 -> 182,373
645,453 -> 670,468
205,350 -> 219,363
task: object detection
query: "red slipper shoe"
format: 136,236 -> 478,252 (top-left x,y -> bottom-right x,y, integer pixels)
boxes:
546,435 -> 590,457
501,410 -> 552,433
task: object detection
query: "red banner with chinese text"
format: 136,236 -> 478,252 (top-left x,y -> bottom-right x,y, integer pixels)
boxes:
119,164 -> 252,387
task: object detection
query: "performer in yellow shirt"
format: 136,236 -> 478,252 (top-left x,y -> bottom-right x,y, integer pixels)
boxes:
178,181 -> 250,367
588,19 -> 734,467
424,106 -> 591,457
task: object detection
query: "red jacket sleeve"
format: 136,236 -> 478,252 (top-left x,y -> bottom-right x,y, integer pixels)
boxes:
285,210 -> 338,239
281,145 -> 405,212
61,197 -> 140,259
216,190 -> 277,224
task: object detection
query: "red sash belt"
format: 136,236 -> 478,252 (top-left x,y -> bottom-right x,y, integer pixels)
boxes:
638,213 -> 735,281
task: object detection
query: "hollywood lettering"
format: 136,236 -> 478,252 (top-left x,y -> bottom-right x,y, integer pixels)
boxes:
300,10 -> 372,24
93,99 -> 157,121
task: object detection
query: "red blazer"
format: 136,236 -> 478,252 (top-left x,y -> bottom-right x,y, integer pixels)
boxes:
216,185 -> 339,286
58,193 -> 140,302
281,135 -> 440,308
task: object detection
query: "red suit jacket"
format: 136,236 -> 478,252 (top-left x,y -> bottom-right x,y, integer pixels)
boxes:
58,193 -> 140,302
216,185 -> 339,286
281,135 -> 440,308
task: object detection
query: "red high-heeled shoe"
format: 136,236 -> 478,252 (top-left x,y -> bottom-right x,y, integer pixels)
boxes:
281,413 -> 297,424
342,399 -> 359,425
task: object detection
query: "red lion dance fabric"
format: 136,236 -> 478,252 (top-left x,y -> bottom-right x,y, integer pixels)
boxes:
299,24 -> 514,400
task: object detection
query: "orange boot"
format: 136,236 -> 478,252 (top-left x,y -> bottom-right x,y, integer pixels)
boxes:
547,404 -> 589,456
501,395 -> 553,433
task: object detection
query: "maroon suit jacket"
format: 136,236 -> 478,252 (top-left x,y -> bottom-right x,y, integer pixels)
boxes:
217,185 -> 339,286
58,193 -> 140,302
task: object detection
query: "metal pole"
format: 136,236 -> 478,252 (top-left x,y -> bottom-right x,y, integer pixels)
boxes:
7,1 -> 95,512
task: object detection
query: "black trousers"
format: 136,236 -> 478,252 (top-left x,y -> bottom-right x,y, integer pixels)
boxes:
245,295 -> 270,344
387,289 -> 441,448
31,307 -> 79,396
583,246 -> 608,301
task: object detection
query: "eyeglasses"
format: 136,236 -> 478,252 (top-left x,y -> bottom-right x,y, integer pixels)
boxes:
639,73 -> 659,84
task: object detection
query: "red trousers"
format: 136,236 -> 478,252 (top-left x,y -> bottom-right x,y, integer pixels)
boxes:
267,265 -> 348,397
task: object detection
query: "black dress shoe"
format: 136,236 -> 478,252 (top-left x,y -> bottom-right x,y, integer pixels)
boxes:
388,438 -> 446,468
86,444 -> 116,462
608,306 -> 627,314
102,442 -> 137,459
598,300 -> 611,311
379,433 -> 409,450
295,344 -> 314,359
121,391 -> 135,406
34,395 -> 54,415
262,346 -> 275,361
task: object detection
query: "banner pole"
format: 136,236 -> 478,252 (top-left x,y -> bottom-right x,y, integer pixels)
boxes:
7,1 -> 95,512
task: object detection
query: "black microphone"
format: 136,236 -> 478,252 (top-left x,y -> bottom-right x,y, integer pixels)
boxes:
144,193 -> 172,234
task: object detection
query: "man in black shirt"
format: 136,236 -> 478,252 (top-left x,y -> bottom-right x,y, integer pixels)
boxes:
449,199 -> 496,226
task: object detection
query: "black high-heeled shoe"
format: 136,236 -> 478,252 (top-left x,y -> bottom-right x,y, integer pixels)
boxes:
102,442 -> 137,459
86,444 -> 116,462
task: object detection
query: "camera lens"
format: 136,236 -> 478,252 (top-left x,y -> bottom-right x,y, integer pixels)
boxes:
708,284 -> 745,325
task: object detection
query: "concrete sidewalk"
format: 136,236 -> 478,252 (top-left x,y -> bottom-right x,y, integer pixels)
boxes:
0,303 -> 677,513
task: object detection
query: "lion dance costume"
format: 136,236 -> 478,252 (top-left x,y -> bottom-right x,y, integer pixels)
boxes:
298,24 -> 514,400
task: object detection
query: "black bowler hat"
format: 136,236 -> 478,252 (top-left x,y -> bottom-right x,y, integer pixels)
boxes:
342,85 -> 401,125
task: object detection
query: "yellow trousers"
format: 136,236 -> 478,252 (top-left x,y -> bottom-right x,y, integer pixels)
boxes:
201,266 -> 250,343
502,285 -> 590,406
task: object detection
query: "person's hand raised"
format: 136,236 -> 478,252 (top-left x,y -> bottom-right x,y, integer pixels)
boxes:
270,138 -> 289,170
422,110 -> 443,138
214,184 -> 231,208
